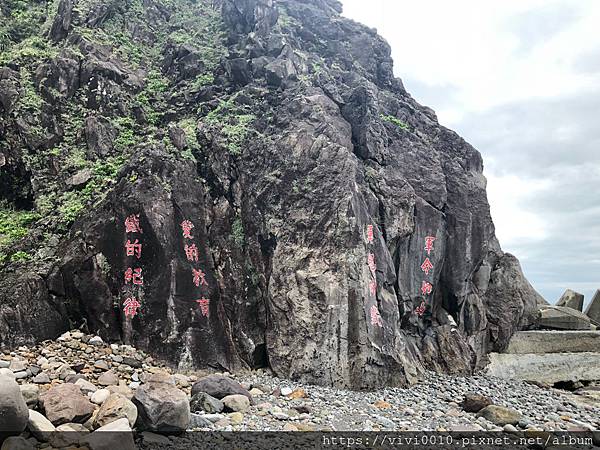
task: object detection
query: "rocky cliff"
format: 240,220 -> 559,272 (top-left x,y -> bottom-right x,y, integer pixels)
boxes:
0,0 -> 545,389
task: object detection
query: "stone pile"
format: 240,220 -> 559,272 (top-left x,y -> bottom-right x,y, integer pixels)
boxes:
0,330 -> 599,449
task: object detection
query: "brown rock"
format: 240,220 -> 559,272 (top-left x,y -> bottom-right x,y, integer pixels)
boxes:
94,393 -> 138,428
477,405 -> 523,426
460,393 -> 492,413
373,400 -> 392,409
288,388 -> 307,399
97,370 -> 119,386
107,384 -> 134,399
295,423 -> 315,431
222,394 -> 250,412
40,383 -> 95,425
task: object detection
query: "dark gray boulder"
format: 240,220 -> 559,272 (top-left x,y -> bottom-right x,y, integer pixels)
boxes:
0,436 -> 34,450
0,68 -> 21,114
225,58 -> 252,86
162,44 -> 206,80
460,393 -> 492,413
84,116 -> 117,158
49,0 -> 74,42
189,392 -> 224,414
191,375 -> 252,400
264,58 -> 297,87
168,126 -> 187,150
34,51 -> 81,101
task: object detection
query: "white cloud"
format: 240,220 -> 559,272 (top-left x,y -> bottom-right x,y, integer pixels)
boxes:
485,172 -> 551,252
342,0 -> 600,124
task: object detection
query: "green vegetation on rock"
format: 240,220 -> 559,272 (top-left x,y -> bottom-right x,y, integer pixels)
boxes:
231,217 -> 245,247
0,0 -> 229,268
0,203 -> 40,264
204,96 -> 257,156
380,113 -> 410,131
0,0 -> 54,59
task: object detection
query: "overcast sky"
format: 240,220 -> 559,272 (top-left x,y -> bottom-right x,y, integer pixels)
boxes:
341,0 -> 600,306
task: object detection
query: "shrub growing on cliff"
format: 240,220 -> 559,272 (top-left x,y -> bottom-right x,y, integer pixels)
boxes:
204,96 -> 257,156
0,27 -> 10,51
0,204 -> 40,263
113,116 -> 139,150
380,113 -> 410,131
231,218 -> 245,247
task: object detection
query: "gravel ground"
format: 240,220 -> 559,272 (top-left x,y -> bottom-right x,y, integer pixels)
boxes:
203,370 -> 600,433
3,329 -> 599,446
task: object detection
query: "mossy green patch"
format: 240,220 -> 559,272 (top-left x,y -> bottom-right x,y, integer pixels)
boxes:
204,95 -> 257,156
231,217 -> 245,247
0,203 -> 40,263
380,113 -> 410,131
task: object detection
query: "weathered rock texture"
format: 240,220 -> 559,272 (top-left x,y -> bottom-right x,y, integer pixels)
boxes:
39,383 -> 94,425
0,0 -> 545,388
191,375 -> 251,400
133,381 -> 190,433
537,306 -> 591,330
585,290 -> 600,324
506,331 -> 600,354
556,289 -> 584,311
0,376 -> 28,439
486,352 -> 600,384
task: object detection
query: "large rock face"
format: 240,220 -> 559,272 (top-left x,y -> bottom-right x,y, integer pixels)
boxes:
0,0 -> 545,388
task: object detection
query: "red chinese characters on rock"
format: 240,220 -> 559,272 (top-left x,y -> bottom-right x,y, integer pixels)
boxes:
192,268 -> 208,287
370,305 -> 383,327
125,214 -> 142,234
365,224 -> 383,327
416,235 -> 436,316
125,239 -> 142,259
124,267 -> 143,285
196,298 -> 210,318
424,236 -> 436,255
369,280 -> 377,296
366,225 -> 374,244
421,281 -> 433,296
420,258 -> 433,276
368,253 -> 377,276
184,243 -> 199,262
181,219 -> 211,320
123,297 -> 141,319
123,214 -> 144,321
181,220 -> 194,239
